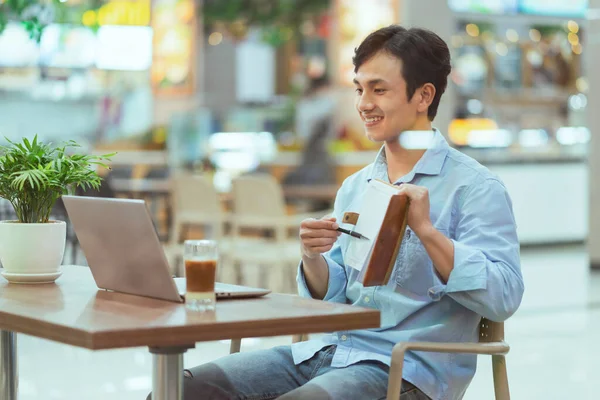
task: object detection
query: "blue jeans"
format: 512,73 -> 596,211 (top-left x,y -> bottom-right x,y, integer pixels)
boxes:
148,345 -> 430,400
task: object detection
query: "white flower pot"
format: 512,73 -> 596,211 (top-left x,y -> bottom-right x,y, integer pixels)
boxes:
0,220 -> 66,283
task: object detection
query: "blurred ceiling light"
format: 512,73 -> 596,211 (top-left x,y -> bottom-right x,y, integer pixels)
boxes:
211,152 -> 259,171
448,118 -> 498,146
568,20 -> 579,33
506,29 -> 519,43
518,129 -> 549,148
556,127 -> 591,145
568,93 -> 588,110
529,29 -> 541,42
467,129 -> 513,148
466,98 -> 483,115
495,42 -> 508,56
208,31 -> 223,46
466,24 -> 479,37
572,43 -> 583,55
526,49 -> 543,67
209,131 -> 276,162
576,77 -> 589,93
568,32 -> 579,45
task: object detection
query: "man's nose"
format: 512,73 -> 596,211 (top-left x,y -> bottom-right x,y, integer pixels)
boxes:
357,93 -> 375,112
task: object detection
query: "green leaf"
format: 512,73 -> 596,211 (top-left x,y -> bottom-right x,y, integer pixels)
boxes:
0,136 -> 113,222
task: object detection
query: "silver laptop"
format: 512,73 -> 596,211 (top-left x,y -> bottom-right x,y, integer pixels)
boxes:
61,195 -> 271,303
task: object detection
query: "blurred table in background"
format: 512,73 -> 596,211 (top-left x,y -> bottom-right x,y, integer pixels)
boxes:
109,179 -> 338,201
108,178 -> 339,242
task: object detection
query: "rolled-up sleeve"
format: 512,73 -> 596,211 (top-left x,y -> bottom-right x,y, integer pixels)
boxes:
296,184 -> 349,303
297,247 -> 347,303
428,178 -> 524,322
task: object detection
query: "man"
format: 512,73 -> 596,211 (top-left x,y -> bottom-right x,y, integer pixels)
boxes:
148,25 -> 524,400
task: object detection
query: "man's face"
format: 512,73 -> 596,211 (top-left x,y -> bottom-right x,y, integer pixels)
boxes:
353,51 -> 421,142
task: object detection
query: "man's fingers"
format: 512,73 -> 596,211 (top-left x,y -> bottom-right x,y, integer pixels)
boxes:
300,228 -> 340,239
303,237 -> 337,248
310,245 -> 333,254
301,218 -> 339,231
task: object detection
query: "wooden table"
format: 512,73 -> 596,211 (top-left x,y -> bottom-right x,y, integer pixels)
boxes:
0,266 -> 379,400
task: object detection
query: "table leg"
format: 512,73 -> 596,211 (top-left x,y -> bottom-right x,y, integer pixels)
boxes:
0,330 -> 17,400
149,345 -> 193,400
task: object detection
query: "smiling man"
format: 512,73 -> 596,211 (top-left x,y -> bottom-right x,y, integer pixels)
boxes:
147,26 -> 524,400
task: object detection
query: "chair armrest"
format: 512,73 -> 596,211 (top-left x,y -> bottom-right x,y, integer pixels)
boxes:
387,341 -> 510,400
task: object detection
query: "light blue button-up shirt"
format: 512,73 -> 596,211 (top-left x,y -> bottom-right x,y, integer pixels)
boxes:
293,129 -> 524,400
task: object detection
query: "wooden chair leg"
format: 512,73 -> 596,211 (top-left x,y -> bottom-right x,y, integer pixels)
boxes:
233,261 -> 243,285
230,339 -> 242,354
492,355 -> 510,400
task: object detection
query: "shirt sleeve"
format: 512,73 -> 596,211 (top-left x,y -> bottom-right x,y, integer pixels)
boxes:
427,178 -> 524,322
296,185 -> 348,303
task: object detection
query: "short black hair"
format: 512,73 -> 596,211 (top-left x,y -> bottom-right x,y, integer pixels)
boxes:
353,25 -> 451,121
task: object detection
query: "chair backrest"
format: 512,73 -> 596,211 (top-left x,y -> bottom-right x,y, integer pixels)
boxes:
479,318 -> 504,343
231,174 -> 287,218
172,174 -> 222,217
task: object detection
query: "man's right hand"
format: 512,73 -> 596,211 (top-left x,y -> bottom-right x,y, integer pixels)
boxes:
299,217 -> 341,259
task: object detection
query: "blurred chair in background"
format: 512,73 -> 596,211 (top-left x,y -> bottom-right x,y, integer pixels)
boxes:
166,174 -> 231,277
229,174 -> 331,293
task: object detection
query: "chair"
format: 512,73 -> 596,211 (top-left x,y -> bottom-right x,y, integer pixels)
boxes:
166,174 -> 230,276
229,174 -> 331,292
387,318 -> 510,400
229,318 -> 510,400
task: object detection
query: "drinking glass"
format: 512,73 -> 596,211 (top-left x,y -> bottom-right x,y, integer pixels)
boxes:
184,240 -> 218,312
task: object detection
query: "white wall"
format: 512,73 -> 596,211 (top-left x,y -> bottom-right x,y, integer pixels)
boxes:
490,163 -> 588,244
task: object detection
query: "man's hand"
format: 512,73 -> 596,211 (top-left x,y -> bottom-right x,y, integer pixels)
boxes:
299,217 -> 341,259
398,183 -> 433,238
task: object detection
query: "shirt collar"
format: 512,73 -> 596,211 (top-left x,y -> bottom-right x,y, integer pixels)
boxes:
369,128 -> 449,184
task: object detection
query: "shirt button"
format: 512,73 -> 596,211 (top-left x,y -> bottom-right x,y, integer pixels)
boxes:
341,335 -> 347,341
364,296 -> 370,303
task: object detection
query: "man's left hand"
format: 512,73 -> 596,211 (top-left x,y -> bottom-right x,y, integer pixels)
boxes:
397,183 -> 433,238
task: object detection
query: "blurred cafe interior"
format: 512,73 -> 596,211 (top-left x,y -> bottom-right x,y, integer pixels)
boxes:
1,0 -> 600,399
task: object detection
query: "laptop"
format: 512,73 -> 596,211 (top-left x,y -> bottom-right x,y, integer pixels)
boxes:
61,195 -> 271,303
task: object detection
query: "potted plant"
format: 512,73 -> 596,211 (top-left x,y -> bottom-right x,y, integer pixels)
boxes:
0,135 -> 113,283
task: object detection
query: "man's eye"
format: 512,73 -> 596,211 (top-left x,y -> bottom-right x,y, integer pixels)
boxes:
374,88 -> 386,94
355,88 -> 363,95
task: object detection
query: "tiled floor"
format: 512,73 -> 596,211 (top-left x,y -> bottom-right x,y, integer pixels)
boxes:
11,244 -> 600,399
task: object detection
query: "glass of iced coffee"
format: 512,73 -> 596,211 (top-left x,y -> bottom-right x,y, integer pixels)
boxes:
183,240 -> 218,312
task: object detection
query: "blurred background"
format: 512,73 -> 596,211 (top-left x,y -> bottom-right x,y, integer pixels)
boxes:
1,0 -> 600,399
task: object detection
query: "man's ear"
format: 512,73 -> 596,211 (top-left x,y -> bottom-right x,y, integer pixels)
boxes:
417,83 -> 436,114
